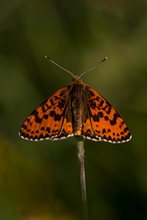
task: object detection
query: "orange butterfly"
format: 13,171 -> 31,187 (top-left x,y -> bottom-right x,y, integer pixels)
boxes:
19,57 -> 132,143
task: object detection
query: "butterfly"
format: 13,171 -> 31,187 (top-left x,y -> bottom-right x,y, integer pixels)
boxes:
19,57 -> 132,143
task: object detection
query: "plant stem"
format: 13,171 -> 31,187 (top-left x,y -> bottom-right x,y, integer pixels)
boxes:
76,136 -> 88,220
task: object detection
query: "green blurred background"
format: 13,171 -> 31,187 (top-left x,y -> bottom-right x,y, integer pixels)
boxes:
0,0 -> 147,219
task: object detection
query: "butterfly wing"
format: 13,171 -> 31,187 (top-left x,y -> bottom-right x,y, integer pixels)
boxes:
82,87 -> 132,143
19,87 -> 73,141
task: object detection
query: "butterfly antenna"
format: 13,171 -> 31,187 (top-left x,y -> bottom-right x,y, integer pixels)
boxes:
79,57 -> 108,78
45,56 -> 75,78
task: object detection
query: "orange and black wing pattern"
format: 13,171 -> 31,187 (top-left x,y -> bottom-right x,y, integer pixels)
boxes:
19,87 -> 73,141
81,87 -> 131,143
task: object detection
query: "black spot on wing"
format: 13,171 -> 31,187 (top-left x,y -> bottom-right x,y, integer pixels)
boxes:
110,113 -> 120,126
92,111 -> 104,122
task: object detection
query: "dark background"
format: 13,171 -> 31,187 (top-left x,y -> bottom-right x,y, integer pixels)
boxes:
0,0 -> 147,219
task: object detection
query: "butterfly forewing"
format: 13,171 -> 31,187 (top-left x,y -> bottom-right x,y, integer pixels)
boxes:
81,87 -> 131,143
19,87 -> 73,140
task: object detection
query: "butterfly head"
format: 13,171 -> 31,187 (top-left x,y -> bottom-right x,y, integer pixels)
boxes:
72,75 -> 84,84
